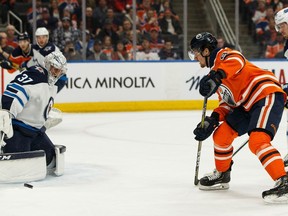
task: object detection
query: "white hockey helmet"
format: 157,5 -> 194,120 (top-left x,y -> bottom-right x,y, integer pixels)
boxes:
274,7 -> 288,32
44,51 -> 67,85
35,27 -> 49,47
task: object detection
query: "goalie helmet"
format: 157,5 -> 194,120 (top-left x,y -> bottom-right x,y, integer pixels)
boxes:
190,32 -> 217,53
44,51 -> 67,85
274,8 -> 288,32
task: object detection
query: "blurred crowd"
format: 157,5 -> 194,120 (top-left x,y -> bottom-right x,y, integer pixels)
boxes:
0,0 -> 183,61
242,0 -> 288,58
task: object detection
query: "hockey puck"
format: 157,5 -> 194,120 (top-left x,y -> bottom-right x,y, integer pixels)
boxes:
24,183 -> 33,189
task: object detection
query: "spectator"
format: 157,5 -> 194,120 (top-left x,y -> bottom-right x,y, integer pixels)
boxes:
27,0 -> 44,28
49,0 -> 61,20
75,30 -> 95,56
52,16 -> 81,52
217,36 -> 235,49
122,30 -> 143,59
87,39 -> 109,61
37,7 -> 59,33
62,8 -> 78,29
58,0 -> 80,22
102,35 -> 114,60
265,31 -> 284,58
0,32 -> 14,61
271,0 -> 283,12
140,8 -> 159,34
6,24 -> 18,49
96,18 -> 120,47
149,27 -> 164,53
1,0 -> 15,24
135,37 -> 160,60
158,38 -> 181,60
93,0 -> 109,35
156,0 -> 178,20
251,0 -> 268,42
118,18 -> 133,40
111,40 -> 129,60
158,8 -> 183,36
124,4 -> 140,28
137,0 -> 157,25
112,0 -> 132,14
105,7 -> 123,32
63,40 -> 82,61
85,6 -> 98,36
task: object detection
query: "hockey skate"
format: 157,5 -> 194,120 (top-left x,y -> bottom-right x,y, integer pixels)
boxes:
262,175 -> 288,204
199,169 -> 231,190
284,153 -> 288,167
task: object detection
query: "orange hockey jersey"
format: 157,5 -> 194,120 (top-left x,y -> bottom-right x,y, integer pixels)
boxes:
210,48 -> 285,121
7,45 -> 33,73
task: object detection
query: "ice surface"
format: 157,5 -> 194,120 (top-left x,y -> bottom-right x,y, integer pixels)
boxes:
1,110 -> 288,216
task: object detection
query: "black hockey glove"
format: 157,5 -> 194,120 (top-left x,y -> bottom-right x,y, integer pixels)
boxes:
283,83 -> 288,109
193,112 -> 219,141
199,70 -> 226,98
0,60 -> 13,70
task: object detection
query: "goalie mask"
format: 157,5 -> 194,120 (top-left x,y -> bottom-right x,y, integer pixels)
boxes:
44,51 -> 67,85
188,32 -> 217,60
274,8 -> 288,32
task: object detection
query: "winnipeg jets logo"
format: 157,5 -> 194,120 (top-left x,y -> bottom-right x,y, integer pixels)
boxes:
218,85 -> 236,106
44,46 -> 52,52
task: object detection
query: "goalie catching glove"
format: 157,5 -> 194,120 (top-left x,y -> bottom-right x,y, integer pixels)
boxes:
199,70 -> 226,98
0,110 -> 13,139
193,112 -> 219,141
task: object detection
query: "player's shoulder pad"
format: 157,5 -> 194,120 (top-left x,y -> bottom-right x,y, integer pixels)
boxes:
12,66 -> 48,85
41,42 -> 57,56
32,44 -> 40,51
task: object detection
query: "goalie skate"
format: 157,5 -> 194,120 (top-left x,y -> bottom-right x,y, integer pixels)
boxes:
199,169 -> 230,191
262,175 -> 288,204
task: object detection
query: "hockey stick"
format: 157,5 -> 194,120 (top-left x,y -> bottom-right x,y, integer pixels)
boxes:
232,139 -> 248,157
194,97 -> 208,185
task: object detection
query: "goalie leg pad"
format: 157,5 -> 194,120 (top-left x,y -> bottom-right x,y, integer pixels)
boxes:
0,150 -> 46,183
54,145 -> 66,176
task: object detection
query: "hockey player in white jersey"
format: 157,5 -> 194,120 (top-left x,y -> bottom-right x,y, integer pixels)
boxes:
0,51 -> 67,178
274,7 -> 288,167
28,27 -> 67,129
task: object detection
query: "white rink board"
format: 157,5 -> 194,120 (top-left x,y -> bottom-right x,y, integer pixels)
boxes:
1,60 -> 288,103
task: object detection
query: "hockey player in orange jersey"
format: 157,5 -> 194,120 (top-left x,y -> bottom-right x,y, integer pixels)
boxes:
190,32 -> 288,203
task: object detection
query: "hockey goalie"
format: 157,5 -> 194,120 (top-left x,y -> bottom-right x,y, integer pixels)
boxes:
0,51 -> 67,183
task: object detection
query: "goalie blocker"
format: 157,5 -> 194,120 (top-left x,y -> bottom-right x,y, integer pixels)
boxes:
0,145 -> 66,183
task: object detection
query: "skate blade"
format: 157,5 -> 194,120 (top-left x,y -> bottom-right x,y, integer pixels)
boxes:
263,194 -> 288,204
199,183 -> 229,191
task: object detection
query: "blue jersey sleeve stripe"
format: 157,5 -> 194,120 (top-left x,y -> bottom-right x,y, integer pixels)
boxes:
8,83 -> 29,100
3,91 -> 25,107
